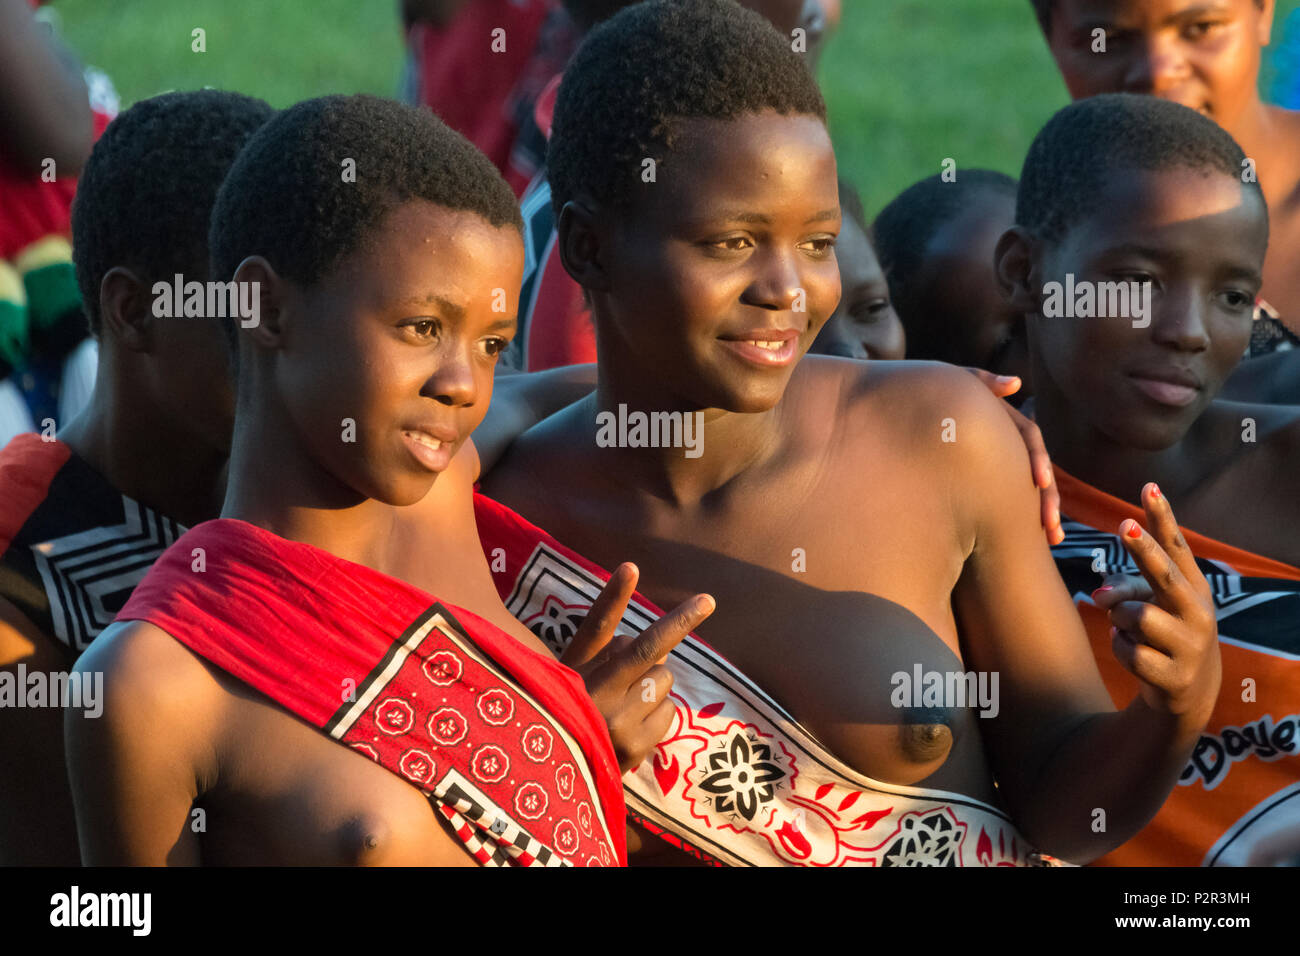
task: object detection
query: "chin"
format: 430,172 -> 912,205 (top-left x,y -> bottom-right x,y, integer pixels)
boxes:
385,473 -> 441,508
1105,417 -> 1187,454
717,381 -> 788,415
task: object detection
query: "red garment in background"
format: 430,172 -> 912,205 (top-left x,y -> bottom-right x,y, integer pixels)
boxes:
0,85 -> 110,261
408,0 -> 553,175
518,73 -> 596,370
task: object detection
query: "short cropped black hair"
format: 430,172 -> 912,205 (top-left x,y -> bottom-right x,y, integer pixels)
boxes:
838,177 -> 868,233
872,169 -> 1017,327
1028,0 -> 1052,33
1017,93 -> 1265,243
548,0 -> 825,219
561,0 -> 632,31
71,90 -> 274,336
210,94 -> 522,292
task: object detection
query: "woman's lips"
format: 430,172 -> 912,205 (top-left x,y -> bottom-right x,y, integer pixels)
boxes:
401,429 -> 454,471
1128,375 -> 1201,408
718,329 -> 801,367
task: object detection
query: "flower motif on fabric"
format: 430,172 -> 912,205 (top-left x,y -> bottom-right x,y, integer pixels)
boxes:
350,742 -> 379,762
554,819 -> 579,857
879,810 -> 963,867
427,706 -> 468,746
398,748 -> 436,785
422,650 -> 463,686
515,782 -> 548,821
555,762 -> 576,800
523,595 -> 588,650
522,723 -> 554,763
697,729 -> 785,822
472,744 -> 510,784
375,697 -> 414,736
477,688 -> 515,726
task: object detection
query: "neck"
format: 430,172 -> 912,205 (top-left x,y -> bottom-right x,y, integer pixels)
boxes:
220,387 -> 402,571
58,360 -> 227,528
1229,99 -> 1288,201
590,347 -> 785,507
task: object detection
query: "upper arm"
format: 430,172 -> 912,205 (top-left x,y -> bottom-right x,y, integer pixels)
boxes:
476,364 -> 596,477
939,372 -> 1115,804
0,597 -> 80,864
0,0 -> 93,173
65,622 -> 206,865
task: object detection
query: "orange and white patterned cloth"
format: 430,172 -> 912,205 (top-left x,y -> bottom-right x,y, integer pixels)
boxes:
1053,467 -> 1300,866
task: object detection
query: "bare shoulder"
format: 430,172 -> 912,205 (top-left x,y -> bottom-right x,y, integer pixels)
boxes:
801,357 -> 1026,466
74,620 -> 226,737
1206,398 -> 1300,459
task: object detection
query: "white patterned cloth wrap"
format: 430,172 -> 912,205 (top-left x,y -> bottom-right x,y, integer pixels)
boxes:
500,539 -> 1057,867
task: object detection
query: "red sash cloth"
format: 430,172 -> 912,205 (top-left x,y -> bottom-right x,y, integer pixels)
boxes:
0,433 -> 70,558
116,518 -> 626,867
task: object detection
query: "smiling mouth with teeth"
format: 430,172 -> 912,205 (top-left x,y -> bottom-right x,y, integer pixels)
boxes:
403,431 -> 445,450
747,340 -> 787,350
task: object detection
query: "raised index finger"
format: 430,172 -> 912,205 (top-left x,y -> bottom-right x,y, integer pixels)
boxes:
1140,483 -> 1210,604
601,593 -> 715,685
561,563 -> 639,668
1118,512 -> 1196,618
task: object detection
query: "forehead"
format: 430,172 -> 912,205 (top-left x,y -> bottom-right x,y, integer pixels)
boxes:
332,201 -> 523,293
647,111 -> 837,219
1055,0 -> 1257,26
1059,166 -> 1266,263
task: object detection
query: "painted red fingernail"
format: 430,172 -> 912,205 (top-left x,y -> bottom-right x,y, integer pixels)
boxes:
1092,586 -> 1113,600
1125,521 -> 1141,539
1150,484 -> 1162,501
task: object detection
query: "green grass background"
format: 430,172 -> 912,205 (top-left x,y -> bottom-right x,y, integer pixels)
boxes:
52,0 -> 1300,216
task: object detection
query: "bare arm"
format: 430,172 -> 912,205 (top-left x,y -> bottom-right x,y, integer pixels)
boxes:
0,0 -> 93,175
65,621 -> 205,865
476,363 -> 596,477
942,370 -> 1218,863
0,597 -> 80,864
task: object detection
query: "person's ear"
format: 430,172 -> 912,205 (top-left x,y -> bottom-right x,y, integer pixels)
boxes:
1258,0 -> 1276,46
230,256 -> 285,351
99,267 -> 153,352
556,199 -> 611,293
994,226 -> 1042,315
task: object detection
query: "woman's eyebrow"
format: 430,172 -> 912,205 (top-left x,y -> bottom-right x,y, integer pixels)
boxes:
686,208 -> 840,226
393,293 -> 466,320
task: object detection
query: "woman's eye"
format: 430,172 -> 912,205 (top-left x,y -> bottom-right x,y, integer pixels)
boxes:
483,337 -> 508,357
710,236 -> 752,252
851,300 -> 888,323
803,237 -> 836,254
1187,20 -> 1223,40
406,319 -> 438,338
1220,289 -> 1253,310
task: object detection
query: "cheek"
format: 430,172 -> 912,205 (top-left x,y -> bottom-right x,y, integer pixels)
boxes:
1037,319 -> 1105,391
1053,48 -> 1118,99
1208,315 -> 1253,380
867,317 -> 906,361
1202,45 -> 1258,110
811,260 -> 842,322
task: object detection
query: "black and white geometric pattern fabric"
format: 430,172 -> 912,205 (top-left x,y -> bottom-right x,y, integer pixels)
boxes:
1053,518 -> 1300,658
31,495 -> 184,652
